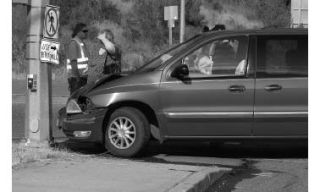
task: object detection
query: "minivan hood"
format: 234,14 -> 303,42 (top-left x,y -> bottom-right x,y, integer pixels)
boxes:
87,70 -> 162,96
69,73 -> 126,99
69,70 -> 162,99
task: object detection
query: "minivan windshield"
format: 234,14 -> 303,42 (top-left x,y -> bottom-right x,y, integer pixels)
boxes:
135,35 -> 202,72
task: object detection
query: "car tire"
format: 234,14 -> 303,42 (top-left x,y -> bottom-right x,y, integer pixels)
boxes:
104,107 -> 150,157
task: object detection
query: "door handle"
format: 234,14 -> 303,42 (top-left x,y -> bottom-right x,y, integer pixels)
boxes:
229,85 -> 246,92
264,84 -> 282,91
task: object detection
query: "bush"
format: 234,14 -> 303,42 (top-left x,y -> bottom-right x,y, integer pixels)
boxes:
51,0 -> 121,25
255,0 -> 291,28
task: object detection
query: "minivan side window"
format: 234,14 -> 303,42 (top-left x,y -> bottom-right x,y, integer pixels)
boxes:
182,36 -> 249,78
257,35 -> 308,77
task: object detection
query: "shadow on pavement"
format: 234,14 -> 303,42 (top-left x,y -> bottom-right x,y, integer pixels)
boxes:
52,139 -> 307,159
143,140 -> 308,159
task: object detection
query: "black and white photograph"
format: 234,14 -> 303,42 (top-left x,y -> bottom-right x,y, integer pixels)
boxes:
6,0 -> 316,191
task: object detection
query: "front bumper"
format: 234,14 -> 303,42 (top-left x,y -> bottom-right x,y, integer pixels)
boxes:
58,107 -> 107,144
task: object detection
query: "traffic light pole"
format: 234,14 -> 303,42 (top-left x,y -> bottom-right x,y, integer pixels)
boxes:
25,0 -> 51,142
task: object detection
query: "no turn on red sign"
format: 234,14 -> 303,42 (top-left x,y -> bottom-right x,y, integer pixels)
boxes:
40,39 -> 60,64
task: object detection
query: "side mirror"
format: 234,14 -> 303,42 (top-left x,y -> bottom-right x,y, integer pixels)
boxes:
171,64 -> 189,79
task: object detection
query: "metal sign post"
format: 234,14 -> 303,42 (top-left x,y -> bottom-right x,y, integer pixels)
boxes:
168,19 -> 173,46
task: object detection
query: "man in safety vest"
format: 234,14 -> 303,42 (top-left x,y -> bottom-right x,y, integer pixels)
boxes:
66,23 -> 89,95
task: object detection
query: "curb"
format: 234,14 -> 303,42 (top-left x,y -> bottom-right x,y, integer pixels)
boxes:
168,167 -> 231,192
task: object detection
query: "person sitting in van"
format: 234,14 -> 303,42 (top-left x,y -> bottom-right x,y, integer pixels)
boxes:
194,45 -> 214,75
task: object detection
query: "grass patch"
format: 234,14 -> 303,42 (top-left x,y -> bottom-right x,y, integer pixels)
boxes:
12,141 -> 90,169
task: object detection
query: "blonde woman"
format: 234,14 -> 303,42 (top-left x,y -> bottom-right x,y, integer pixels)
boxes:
87,29 -> 122,83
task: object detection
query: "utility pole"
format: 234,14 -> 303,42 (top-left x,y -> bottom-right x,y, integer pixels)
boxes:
25,0 -> 51,142
179,0 -> 185,43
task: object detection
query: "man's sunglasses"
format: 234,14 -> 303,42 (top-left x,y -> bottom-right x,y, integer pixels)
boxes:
82,29 -> 89,33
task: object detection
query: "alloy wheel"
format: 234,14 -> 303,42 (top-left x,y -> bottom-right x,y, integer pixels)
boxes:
108,117 -> 136,149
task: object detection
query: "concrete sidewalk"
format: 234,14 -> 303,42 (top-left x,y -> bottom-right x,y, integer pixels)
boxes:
13,158 -> 230,192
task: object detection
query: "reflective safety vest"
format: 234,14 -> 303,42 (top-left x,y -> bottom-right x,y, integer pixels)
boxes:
66,38 -> 89,76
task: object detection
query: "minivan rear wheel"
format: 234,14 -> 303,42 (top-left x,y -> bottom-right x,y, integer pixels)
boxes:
104,107 -> 150,157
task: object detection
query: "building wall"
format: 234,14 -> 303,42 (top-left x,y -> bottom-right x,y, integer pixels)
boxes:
291,0 -> 308,28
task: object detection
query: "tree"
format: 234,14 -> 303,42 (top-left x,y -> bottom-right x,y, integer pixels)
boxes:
255,0 -> 291,28
51,0 -> 120,26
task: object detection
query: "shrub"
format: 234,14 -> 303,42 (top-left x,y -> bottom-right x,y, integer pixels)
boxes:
255,0 -> 291,28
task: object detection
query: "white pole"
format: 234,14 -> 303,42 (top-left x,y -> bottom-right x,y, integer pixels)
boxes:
299,0 -> 302,25
25,0 -> 51,142
180,0 -> 185,43
169,19 -> 173,46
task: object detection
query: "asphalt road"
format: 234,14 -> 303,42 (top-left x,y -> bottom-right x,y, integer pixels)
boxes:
12,103 -> 26,139
225,159 -> 307,192
141,141 -> 307,192
12,79 -> 68,139
203,144 -> 308,192
12,79 -> 69,96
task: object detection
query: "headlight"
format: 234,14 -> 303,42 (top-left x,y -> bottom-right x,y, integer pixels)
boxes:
66,99 -> 82,114
78,96 -> 94,111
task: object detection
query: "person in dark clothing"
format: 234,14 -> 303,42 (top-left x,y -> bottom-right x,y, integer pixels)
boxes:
202,24 -> 226,33
66,23 -> 89,95
211,24 -> 226,31
97,29 -> 122,75
202,25 -> 210,32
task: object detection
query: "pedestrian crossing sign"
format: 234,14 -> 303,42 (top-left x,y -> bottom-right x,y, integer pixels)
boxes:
43,5 -> 60,39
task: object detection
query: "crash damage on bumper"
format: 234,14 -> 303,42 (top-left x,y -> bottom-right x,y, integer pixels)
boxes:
56,74 -> 125,144
57,106 -> 107,143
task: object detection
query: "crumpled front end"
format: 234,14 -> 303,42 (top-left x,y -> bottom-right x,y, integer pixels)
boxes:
58,106 -> 107,143
56,74 -> 126,143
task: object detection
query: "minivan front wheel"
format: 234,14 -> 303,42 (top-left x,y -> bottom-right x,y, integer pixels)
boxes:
105,107 -> 150,157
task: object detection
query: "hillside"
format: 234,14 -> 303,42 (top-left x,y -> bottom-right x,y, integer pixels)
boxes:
12,0 -> 291,78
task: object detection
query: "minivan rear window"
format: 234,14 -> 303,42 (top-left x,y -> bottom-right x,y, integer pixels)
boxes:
257,35 -> 308,77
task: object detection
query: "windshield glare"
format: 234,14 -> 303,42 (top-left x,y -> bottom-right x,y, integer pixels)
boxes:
136,35 -> 201,72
